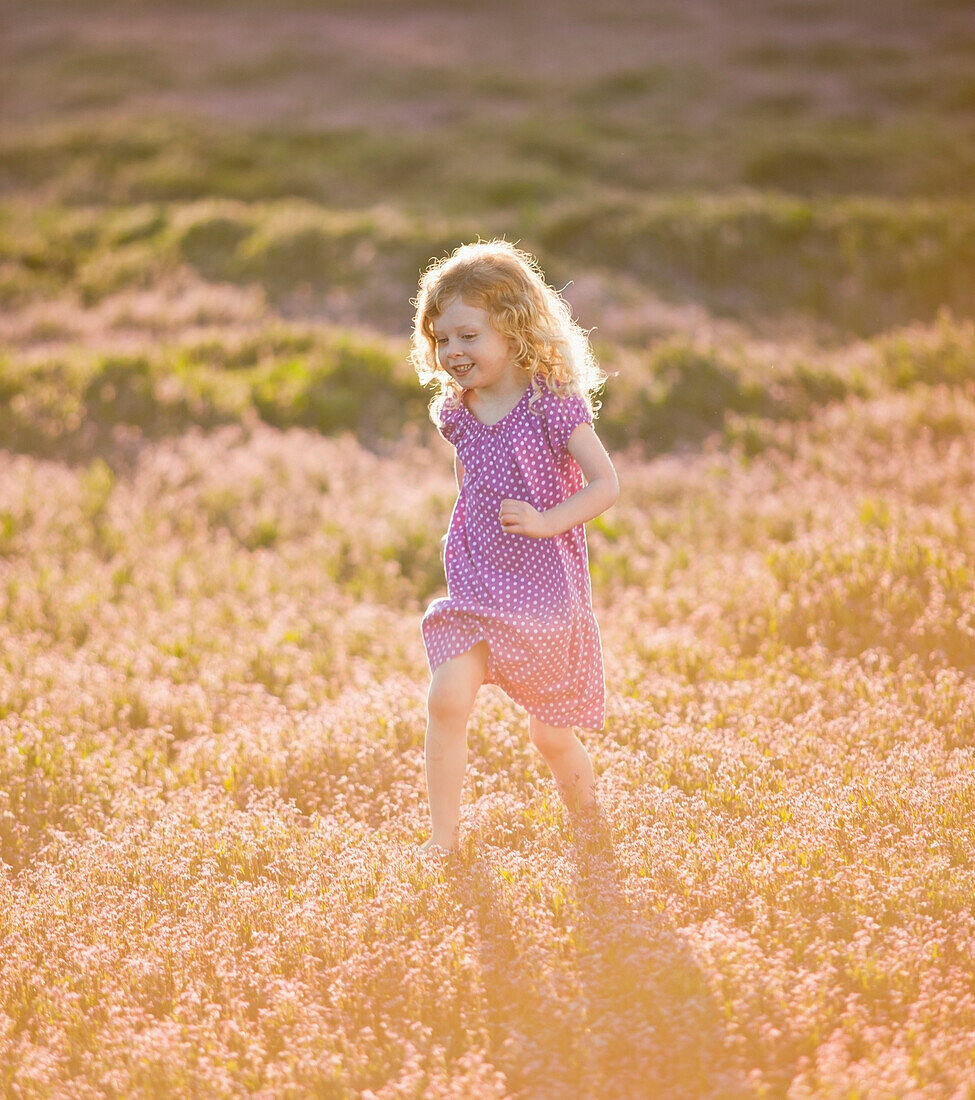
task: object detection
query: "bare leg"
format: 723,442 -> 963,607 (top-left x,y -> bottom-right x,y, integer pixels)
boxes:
420,641 -> 489,853
529,716 -> 596,813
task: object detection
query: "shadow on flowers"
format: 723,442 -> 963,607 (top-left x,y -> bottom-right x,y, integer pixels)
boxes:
441,815 -> 743,1100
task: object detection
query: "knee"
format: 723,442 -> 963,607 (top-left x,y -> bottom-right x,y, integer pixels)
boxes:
427,675 -> 474,728
530,719 -> 573,758
427,644 -> 487,728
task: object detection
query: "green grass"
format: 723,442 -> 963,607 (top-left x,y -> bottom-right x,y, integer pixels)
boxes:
2,311 -> 974,461
539,193 -> 975,335
0,326 -> 429,459
4,191 -> 975,338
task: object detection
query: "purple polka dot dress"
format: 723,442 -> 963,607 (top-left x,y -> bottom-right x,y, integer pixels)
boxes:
421,378 -> 606,730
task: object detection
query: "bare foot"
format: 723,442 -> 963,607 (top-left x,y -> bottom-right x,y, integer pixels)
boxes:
418,838 -> 457,858
569,799 -> 612,849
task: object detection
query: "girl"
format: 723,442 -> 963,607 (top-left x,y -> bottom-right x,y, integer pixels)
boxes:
410,240 -> 619,856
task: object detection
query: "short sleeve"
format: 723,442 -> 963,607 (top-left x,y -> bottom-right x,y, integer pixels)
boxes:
544,391 -> 593,457
436,400 -> 465,447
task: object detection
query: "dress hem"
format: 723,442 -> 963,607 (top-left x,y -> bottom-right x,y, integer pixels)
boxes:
424,628 -> 605,731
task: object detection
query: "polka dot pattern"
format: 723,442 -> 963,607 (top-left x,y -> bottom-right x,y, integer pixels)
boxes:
421,379 -> 606,730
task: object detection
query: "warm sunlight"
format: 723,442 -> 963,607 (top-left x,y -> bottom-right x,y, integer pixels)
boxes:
2,0 -> 974,1096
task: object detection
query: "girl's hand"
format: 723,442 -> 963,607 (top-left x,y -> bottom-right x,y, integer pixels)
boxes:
499,499 -> 552,538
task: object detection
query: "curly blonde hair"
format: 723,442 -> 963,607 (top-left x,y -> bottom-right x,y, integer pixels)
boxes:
410,239 -> 606,424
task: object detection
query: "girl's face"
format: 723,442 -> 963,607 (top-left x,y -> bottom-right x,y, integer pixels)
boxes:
431,297 -> 522,395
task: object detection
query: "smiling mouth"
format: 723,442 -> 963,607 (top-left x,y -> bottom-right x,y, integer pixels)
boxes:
451,363 -> 474,376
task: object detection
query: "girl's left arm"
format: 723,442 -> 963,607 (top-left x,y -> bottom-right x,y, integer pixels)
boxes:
499,424 -> 619,538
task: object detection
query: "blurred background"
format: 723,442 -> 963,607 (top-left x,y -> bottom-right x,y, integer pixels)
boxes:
2,0 -> 975,456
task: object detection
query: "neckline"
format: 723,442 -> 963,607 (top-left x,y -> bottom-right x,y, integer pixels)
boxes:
461,383 -> 532,429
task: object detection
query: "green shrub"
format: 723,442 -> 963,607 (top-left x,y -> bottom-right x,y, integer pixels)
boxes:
877,311 -> 975,389
177,327 -> 317,372
538,194 -> 975,335
599,339 -> 770,451
175,205 -> 253,280
237,207 -> 371,290
77,242 -> 162,304
82,354 -> 158,424
105,204 -> 168,247
250,336 -> 425,439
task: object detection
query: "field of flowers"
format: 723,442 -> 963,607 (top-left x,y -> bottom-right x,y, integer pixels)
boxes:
3,0 -> 975,1096
2,365 -> 974,1097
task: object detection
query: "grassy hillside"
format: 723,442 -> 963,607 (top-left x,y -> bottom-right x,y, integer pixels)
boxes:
3,0 -> 975,453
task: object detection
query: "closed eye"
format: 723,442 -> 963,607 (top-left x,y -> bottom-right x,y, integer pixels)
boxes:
435,333 -> 477,344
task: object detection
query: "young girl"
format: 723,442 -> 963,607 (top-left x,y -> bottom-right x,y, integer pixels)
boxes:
410,240 -> 619,856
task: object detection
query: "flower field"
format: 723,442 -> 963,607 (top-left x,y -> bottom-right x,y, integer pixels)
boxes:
2,370 -> 974,1097
3,0 -> 975,1095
